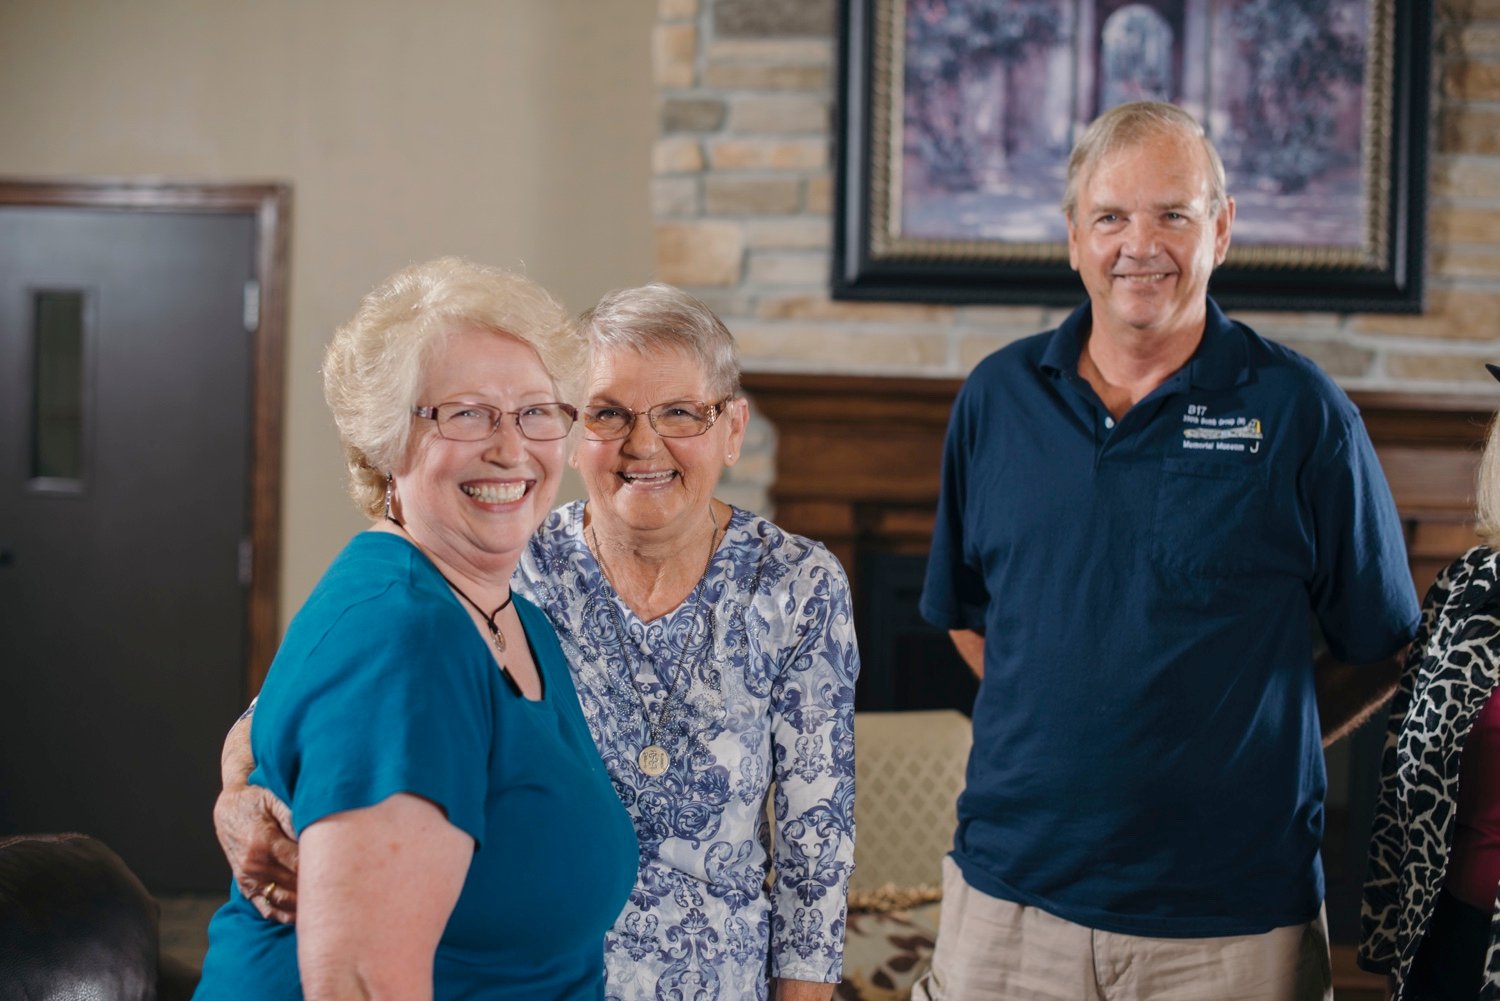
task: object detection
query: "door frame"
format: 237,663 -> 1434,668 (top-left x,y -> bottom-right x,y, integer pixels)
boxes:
0,177 -> 290,694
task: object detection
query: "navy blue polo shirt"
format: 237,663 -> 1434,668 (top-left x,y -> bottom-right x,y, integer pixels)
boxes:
921,299 -> 1419,937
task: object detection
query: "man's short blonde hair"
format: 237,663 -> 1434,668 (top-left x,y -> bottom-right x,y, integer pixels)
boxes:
1061,101 -> 1228,222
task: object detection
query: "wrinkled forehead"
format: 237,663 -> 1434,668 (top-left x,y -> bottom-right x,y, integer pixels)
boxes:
1082,132 -> 1217,200
582,341 -> 714,398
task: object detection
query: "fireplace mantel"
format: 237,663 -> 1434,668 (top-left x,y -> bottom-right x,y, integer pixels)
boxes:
741,373 -> 959,573
742,372 -> 1496,602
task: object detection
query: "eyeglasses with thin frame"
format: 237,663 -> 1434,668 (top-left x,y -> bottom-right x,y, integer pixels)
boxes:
413,401 -> 578,442
580,398 -> 731,441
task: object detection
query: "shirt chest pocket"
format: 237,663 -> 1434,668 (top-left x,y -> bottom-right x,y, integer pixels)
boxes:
1152,456 -> 1278,578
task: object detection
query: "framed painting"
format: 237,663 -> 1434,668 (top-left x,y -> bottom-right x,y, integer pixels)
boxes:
832,0 -> 1432,313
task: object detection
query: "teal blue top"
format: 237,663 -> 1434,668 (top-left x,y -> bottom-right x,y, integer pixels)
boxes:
195,531 -> 637,999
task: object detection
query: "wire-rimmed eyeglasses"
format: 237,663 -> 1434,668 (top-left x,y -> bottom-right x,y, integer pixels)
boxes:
580,399 -> 731,441
413,401 -> 577,442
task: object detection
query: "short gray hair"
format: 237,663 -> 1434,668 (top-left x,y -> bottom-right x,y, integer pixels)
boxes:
575,283 -> 741,400
322,256 -> 574,518
1061,101 -> 1228,221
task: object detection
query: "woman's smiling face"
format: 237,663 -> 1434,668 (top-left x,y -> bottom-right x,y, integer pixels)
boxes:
394,323 -> 565,576
572,344 -> 745,545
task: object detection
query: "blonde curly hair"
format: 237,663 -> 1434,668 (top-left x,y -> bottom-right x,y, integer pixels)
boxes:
322,257 -> 575,518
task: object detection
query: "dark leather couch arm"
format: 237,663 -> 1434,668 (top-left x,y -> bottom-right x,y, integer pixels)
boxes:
0,832 -> 197,1001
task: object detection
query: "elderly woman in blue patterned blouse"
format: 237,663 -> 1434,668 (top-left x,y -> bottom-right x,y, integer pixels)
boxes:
523,283 -> 857,1001
215,283 -> 859,1001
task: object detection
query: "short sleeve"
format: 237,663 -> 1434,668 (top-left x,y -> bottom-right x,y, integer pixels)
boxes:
1306,415 -> 1421,664
253,578 -> 493,845
921,377 -> 989,633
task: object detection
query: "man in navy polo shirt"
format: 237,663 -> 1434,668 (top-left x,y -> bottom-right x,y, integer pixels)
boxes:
913,102 -> 1419,1000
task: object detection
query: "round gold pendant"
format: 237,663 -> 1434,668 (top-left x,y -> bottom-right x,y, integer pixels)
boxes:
638,744 -> 669,776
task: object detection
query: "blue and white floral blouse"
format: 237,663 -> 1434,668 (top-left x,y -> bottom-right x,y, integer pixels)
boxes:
515,500 -> 859,1001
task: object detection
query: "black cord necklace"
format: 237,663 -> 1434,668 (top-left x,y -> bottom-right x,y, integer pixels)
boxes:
440,574 -> 514,654
383,484 -> 513,654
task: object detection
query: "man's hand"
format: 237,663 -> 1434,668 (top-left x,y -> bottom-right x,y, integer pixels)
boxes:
214,782 -> 299,922
214,710 -> 300,922
949,628 -> 985,679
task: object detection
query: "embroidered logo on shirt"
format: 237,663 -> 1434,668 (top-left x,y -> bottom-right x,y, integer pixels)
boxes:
1180,405 -> 1264,453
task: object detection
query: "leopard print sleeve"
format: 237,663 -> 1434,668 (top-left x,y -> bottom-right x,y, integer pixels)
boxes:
1358,556 -> 1458,975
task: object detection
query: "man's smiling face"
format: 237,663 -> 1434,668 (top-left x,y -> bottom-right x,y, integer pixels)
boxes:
1066,128 -> 1234,343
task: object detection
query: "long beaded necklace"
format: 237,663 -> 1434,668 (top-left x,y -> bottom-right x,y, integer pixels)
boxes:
589,506 -> 720,778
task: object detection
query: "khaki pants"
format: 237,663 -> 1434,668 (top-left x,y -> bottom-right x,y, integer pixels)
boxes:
911,857 -> 1333,1001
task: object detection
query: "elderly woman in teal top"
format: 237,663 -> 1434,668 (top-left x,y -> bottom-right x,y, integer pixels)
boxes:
193,257 -> 637,1000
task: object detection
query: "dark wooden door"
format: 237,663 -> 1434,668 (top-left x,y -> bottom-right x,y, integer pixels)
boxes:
0,206 -> 262,890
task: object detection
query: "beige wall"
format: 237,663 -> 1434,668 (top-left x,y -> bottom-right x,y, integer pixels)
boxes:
0,0 -> 658,623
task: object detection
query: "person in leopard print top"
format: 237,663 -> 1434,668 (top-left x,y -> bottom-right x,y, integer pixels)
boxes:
1360,364 -> 1500,1000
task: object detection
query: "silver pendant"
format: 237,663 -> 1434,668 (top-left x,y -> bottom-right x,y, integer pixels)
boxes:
638,744 -> 669,776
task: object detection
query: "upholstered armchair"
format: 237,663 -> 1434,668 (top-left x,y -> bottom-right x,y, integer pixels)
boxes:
838,710 -> 971,1001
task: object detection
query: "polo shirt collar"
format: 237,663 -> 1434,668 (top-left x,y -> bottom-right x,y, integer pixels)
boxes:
1037,297 -> 1248,391
1189,299 -> 1249,390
